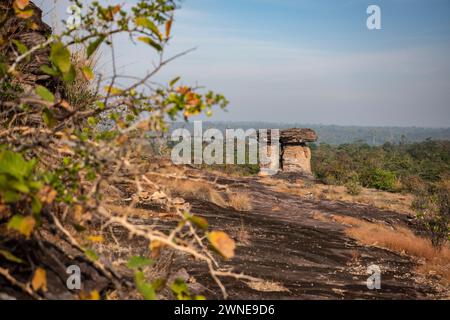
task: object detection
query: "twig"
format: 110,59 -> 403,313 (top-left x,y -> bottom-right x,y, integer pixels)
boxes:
0,267 -> 41,300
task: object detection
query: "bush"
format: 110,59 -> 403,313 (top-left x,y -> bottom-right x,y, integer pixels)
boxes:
345,180 -> 362,196
413,181 -> 450,247
360,168 -> 397,191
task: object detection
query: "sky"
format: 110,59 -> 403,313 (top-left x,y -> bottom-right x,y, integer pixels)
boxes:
40,0 -> 450,127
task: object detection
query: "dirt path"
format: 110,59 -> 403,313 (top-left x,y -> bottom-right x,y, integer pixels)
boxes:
173,174 -> 446,299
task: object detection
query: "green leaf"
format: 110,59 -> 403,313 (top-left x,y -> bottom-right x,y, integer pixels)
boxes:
0,63 -> 7,76
0,249 -> 24,264
40,65 -> 59,76
31,196 -> 42,214
127,256 -> 153,270
8,179 -> 30,193
134,271 -> 156,300
169,76 -> 180,87
62,64 -> 76,83
188,215 -> 209,230
12,40 -> 28,55
35,85 -> 55,103
0,150 -> 35,179
2,190 -> 23,203
170,278 -> 191,300
87,36 -> 105,58
84,249 -> 99,262
42,108 -> 56,128
7,215 -> 23,230
135,17 -> 162,40
50,42 -> 71,73
137,37 -> 162,51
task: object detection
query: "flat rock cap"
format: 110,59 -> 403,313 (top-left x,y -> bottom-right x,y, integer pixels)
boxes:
280,128 -> 317,144
257,128 -> 317,144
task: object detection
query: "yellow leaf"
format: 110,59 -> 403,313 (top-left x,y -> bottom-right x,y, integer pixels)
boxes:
81,66 -> 94,81
90,290 -> 100,300
104,86 -> 123,95
14,0 -> 29,10
19,216 -> 36,239
31,267 -> 47,292
79,290 -> 100,300
87,235 -> 104,243
15,8 -> 34,19
208,231 -> 235,259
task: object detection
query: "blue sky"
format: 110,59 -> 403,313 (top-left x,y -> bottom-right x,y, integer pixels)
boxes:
42,0 -> 450,127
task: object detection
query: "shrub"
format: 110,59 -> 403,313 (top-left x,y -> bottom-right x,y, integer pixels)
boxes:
361,168 -> 397,192
413,181 -> 450,247
345,180 -> 362,196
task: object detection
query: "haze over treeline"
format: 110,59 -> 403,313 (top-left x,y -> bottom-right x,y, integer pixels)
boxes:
169,122 -> 450,145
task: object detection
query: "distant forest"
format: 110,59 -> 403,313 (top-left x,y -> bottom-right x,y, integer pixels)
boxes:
169,121 -> 450,145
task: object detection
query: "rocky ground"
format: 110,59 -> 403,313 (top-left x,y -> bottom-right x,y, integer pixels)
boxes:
1,166 -> 448,300
164,171 -> 449,300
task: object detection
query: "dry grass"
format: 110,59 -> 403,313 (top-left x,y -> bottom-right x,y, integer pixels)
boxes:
314,213 -> 450,283
230,219 -> 251,246
265,178 -> 414,215
151,170 -> 253,212
246,280 -> 290,292
161,178 -> 228,208
228,192 -> 253,212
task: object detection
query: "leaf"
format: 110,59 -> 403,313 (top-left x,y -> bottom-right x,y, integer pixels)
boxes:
86,36 -> 105,58
0,150 -> 35,179
15,8 -> 34,19
81,66 -> 94,81
79,290 -> 100,300
0,249 -> 24,264
31,196 -> 42,214
84,249 -> 98,262
40,65 -> 59,76
12,40 -> 28,55
7,215 -> 35,238
127,256 -> 153,270
165,18 -> 173,38
31,267 -> 47,292
87,235 -> 104,243
135,17 -> 162,40
62,64 -> 76,83
9,179 -> 30,193
189,216 -> 209,230
169,76 -> 180,87
2,191 -> 23,203
42,108 -> 56,128
170,278 -> 190,300
134,271 -> 156,300
208,231 -> 236,259
137,36 -> 162,51
104,86 -> 123,95
35,85 -> 55,103
14,0 -> 29,10
50,42 -> 71,73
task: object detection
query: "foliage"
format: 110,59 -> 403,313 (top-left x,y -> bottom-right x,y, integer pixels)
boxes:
0,0 -> 243,300
345,180 -> 362,196
360,167 -> 397,192
312,140 -> 450,192
312,141 -> 450,246
413,181 -> 450,248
